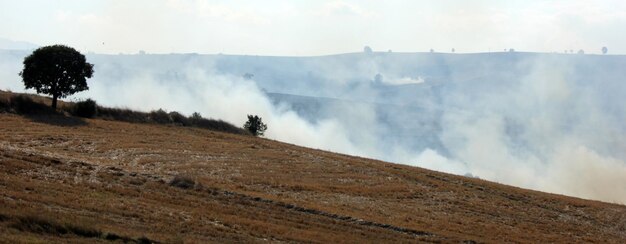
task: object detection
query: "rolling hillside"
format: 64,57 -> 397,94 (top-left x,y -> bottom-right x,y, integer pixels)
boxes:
1,109 -> 625,243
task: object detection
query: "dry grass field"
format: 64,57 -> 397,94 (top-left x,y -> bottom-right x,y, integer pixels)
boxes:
1,95 -> 626,243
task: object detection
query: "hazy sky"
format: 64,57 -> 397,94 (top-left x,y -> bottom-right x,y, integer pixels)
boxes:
1,0 -> 625,55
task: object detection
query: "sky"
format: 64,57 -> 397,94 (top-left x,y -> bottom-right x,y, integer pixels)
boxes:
1,0 -> 625,55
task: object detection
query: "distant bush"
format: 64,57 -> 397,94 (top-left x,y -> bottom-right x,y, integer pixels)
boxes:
363,46 -> 373,54
0,90 -> 249,135
136,236 -> 155,244
10,95 -> 54,114
196,117 -> 249,135
190,112 -> 202,121
102,232 -> 158,243
0,96 -> 9,113
169,111 -> 190,126
73,99 -> 98,118
149,109 -> 172,123
169,175 -> 195,189
97,107 -> 247,134
97,107 -> 148,123
243,114 -> 267,136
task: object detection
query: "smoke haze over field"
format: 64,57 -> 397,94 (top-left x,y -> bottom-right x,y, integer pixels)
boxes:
2,50 -> 626,204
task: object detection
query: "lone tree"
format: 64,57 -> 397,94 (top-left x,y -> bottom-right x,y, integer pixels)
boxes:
243,114 -> 267,136
602,46 -> 608,54
20,45 -> 94,109
363,46 -> 373,54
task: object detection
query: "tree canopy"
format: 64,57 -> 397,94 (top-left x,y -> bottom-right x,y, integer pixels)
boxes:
363,46 -> 373,54
20,45 -> 94,109
243,114 -> 268,136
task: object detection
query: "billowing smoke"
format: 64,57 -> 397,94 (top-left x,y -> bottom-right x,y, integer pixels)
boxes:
431,55 -> 626,203
1,50 -> 625,204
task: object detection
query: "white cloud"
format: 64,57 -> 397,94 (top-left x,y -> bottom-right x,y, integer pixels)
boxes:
1,0 -> 626,55
166,0 -> 271,25
315,1 -> 377,18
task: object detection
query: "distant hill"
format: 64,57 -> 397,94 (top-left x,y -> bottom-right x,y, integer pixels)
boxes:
0,38 -> 38,50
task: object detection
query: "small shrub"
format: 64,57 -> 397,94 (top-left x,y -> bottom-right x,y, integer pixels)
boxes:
103,232 -> 125,241
66,224 -> 102,238
169,175 -> 195,189
169,111 -> 190,126
102,232 -> 152,243
97,107 -> 148,123
73,99 -> 98,118
0,99 -> 8,113
10,95 -> 53,114
190,112 -> 202,120
243,114 -> 268,136
149,109 -> 172,124
195,117 -> 249,135
189,112 -> 202,126
137,236 -> 156,244
0,91 -> 10,112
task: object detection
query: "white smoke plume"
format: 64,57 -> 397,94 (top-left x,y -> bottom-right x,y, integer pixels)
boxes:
2,50 -> 625,204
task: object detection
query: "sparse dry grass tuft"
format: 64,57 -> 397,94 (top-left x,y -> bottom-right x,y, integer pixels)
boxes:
169,175 -> 196,189
9,215 -> 101,238
0,210 -> 158,243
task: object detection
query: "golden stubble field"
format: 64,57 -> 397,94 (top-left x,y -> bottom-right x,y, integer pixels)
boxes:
1,113 -> 625,243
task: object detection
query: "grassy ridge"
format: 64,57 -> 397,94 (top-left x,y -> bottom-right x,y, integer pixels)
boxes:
0,90 -> 248,135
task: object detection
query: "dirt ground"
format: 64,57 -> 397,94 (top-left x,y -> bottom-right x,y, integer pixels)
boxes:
1,113 -> 625,243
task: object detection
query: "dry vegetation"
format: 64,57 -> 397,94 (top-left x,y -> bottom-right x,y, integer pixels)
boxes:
0,90 -> 248,135
1,91 -> 625,243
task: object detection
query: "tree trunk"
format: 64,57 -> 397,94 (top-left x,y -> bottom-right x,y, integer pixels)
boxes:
51,95 -> 58,110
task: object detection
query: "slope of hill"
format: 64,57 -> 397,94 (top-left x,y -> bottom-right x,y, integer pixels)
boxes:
0,38 -> 38,50
1,111 -> 625,243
